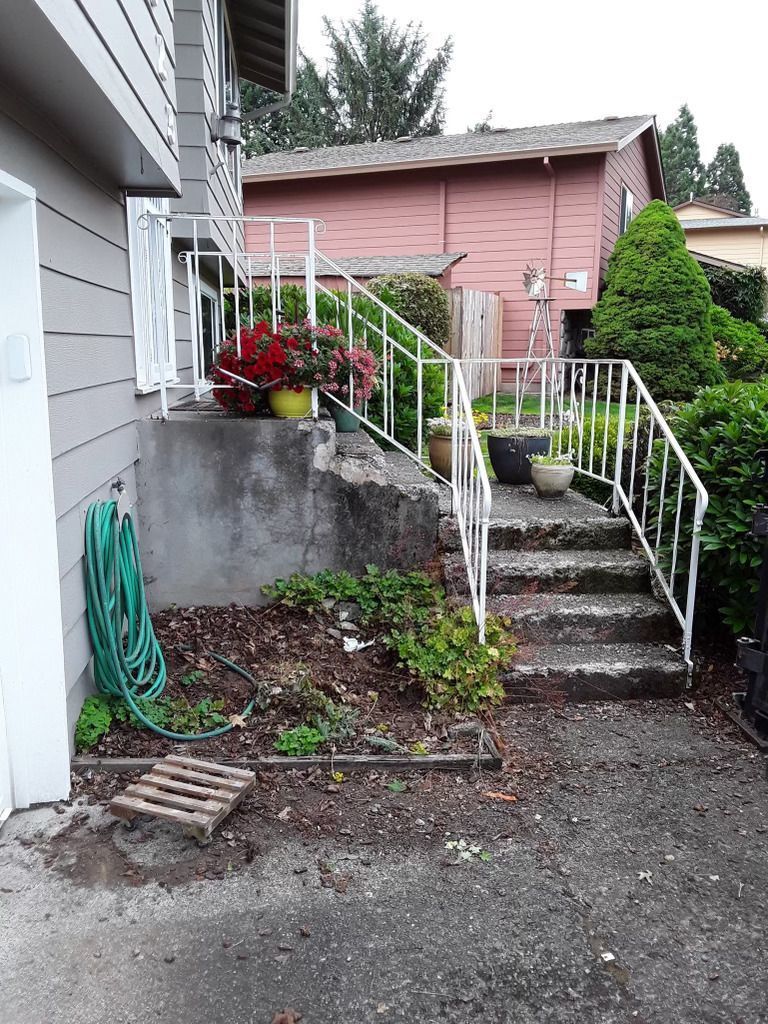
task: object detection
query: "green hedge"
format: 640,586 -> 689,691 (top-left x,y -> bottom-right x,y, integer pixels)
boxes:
703,264 -> 768,325
368,273 -> 451,347
650,382 -> 768,634
711,305 -> 768,381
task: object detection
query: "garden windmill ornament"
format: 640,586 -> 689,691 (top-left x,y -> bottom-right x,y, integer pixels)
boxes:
518,263 -> 560,426
517,263 -> 589,427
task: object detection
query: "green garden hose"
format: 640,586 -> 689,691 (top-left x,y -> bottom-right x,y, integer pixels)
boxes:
84,498 -> 256,740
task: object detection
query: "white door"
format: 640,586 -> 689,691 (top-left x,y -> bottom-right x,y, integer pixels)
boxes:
0,170 -> 70,815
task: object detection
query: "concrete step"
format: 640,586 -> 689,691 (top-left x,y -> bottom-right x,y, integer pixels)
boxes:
504,641 -> 686,701
441,514 -> 631,553
489,593 -> 677,644
444,548 -> 650,597
439,483 -> 630,552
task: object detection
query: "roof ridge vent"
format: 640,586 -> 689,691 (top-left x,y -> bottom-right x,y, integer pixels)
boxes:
293,146 -> 310,153
604,114 -> 619,121
490,126 -> 509,133
394,135 -> 414,143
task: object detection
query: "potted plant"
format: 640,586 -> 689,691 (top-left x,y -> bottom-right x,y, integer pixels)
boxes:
529,452 -> 574,500
321,344 -> 379,432
210,321 -> 343,418
487,427 -> 552,485
426,417 -> 453,479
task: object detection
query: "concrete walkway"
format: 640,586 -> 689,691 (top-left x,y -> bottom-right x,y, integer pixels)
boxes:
1,702 -> 767,1024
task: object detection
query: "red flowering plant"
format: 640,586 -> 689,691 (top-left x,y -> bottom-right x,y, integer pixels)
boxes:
320,344 -> 379,409
210,320 -> 345,414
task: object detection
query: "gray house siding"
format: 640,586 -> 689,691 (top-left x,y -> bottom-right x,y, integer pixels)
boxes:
173,0 -> 243,254
0,85 -> 193,736
5,1 -> 180,193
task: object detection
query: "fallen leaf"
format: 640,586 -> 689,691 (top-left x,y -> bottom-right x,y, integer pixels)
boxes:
228,714 -> 248,728
387,779 -> 407,793
484,791 -> 518,803
271,1010 -> 302,1024
637,870 -> 653,885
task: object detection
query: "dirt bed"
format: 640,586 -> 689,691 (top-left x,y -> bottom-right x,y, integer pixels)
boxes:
86,604 -> 491,761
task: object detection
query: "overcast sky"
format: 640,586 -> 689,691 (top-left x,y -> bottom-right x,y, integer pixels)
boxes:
298,0 -> 768,213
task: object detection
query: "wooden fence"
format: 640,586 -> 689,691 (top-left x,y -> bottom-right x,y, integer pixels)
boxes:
446,287 -> 503,399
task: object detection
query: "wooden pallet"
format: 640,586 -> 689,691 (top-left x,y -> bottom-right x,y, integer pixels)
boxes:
109,754 -> 256,842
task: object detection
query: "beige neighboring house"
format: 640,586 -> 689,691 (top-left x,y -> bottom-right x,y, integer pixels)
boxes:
674,199 -> 768,271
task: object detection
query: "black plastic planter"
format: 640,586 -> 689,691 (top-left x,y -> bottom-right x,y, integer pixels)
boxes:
487,433 -> 551,484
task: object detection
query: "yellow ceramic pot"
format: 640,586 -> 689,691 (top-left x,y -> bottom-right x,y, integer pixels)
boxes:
268,387 -> 312,418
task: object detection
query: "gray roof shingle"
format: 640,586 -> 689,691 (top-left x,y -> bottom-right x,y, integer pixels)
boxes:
243,252 -> 466,278
242,114 -> 653,180
680,217 -> 768,230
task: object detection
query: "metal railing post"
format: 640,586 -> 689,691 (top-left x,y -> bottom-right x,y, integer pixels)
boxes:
612,362 -> 629,515
306,220 -> 318,419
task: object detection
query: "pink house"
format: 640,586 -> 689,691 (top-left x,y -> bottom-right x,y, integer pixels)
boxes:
242,115 -> 665,359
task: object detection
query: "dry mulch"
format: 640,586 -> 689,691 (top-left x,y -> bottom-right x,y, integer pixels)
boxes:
86,603 -> 486,761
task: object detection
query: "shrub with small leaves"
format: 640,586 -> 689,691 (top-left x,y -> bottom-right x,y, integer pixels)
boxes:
264,564 -> 443,629
74,695 -> 114,752
274,725 -> 325,756
387,607 -> 514,713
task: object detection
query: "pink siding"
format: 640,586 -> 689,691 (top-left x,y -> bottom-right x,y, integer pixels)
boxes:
600,135 -> 655,281
245,140 -> 660,360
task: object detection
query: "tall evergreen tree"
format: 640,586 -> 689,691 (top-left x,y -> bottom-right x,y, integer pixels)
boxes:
704,143 -> 752,215
660,104 -> 705,207
241,1 -> 452,157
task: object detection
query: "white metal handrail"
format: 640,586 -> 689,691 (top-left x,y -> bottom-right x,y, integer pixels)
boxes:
458,356 -> 709,672
141,212 -> 490,640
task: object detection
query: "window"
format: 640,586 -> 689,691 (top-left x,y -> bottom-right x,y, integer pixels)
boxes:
216,1 -> 241,194
126,195 -> 177,392
199,282 -> 222,375
619,185 -> 634,235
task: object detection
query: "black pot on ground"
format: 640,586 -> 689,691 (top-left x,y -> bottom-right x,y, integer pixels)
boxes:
487,432 -> 551,485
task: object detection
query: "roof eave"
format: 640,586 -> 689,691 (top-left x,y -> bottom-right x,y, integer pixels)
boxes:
242,139 -> 626,184
232,0 -> 298,94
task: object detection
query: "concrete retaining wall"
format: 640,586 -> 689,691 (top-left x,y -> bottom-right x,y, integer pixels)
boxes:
136,412 -> 439,608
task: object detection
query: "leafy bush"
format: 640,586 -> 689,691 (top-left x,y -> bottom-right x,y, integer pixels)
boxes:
650,382 -> 768,634
264,564 -> 443,629
586,200 -> 722,400
711,305 -> 768,381
387,607 -> 514,713
75,695 -> 114,752
703,264 -> 768,325
274,725 -> 325,756
266,567 -> 515,713
367,273 -> 451,346
73,693 -> 230,749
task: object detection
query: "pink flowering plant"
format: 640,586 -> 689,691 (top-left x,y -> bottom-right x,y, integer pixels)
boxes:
320,344 -> 379,409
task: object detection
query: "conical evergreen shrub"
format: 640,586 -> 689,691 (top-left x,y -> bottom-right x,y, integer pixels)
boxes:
585,200 -> 722,399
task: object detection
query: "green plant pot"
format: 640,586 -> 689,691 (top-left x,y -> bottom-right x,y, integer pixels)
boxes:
329,403 -> 362,433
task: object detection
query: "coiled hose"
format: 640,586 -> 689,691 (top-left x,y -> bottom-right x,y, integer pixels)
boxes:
84,499 -> 256,740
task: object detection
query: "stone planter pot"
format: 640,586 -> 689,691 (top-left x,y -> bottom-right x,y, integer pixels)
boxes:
329,403 -> 362,433
268,386 -> 312,419
428,432 -> 469,481
487,433 -> 550,485
530,462 -> 575,500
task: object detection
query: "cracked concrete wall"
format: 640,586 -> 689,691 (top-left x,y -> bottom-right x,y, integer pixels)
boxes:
135,413 -> 439,608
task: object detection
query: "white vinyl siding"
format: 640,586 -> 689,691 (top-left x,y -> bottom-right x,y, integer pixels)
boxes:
126,196 -> 177,391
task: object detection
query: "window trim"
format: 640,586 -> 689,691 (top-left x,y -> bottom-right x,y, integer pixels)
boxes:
198,278 -> 222,376
619,184 -> 635,235
126,195 -> 178,394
